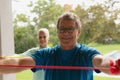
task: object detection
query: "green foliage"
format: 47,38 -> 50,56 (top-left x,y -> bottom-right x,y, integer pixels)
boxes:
14,26 -> 37,53
88,42 -> 120,54
17,69 -> 120,80
77,1 -> 120,44
94,76 -> 120,80
49,28 -> 58,46
16,14 -> 28,22
28,0 -> 64,29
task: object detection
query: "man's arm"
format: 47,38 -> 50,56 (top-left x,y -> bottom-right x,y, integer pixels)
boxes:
92,54 -> 120,75
0,56 -> 35,74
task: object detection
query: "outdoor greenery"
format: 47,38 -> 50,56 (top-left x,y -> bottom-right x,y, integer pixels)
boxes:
17,70 -> 120,80
13,0 -> 120,53
88,42 -> 120,54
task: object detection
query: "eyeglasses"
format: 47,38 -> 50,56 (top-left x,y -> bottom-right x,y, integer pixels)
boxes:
57,27 -> 78,34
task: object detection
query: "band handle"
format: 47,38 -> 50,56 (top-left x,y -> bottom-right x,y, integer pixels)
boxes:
110,59 -> 120,74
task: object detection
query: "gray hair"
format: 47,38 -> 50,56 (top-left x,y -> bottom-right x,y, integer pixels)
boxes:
57,12 -> 81,30
37,28 -> 49,37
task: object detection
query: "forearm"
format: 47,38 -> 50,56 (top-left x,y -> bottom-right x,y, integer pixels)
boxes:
93,55 -> 120,75
0,66 -> 25,74
93,55 -> 114,74
0,57 -> 22,74
100,58 -> 120,75
99,57 -> 113,74
0,56 -> 35,74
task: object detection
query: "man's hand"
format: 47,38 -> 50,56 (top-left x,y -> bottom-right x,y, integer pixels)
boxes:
110,59 -> 120,75
116,59 -> 120,69
0,56 -> 5,59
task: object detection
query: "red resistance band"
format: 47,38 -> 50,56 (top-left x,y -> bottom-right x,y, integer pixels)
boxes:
110,59 -> 120,75
0,65 -> 109,70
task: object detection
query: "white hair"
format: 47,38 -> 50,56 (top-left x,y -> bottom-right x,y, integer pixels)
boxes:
38,28 -> 49,37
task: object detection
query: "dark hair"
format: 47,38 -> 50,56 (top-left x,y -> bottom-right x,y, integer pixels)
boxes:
57,12 -> 81,30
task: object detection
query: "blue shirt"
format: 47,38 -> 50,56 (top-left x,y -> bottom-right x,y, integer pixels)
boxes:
31,44 -> 100,80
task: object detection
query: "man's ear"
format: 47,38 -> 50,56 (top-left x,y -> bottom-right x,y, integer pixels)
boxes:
77,30 -> 80,36
48,37 -> 50,41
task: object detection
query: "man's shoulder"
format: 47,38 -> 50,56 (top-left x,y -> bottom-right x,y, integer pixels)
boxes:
30,47 -> 39,50
26,47 -> 38,52
19,47 -> 39,56
36,45 -> 59,54
78,44 -> 94,49
78,43 -> 100,54
77,44 -> 96,52
76,44 -> 87,49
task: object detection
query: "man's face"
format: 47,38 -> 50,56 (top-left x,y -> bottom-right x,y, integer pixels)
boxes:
57,19 -> 80,47
38,31 -> 49,48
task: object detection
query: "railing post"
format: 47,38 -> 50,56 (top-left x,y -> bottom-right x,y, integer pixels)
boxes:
0,0 -> 16,80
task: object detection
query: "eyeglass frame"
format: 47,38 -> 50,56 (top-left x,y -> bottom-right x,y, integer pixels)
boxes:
57,26 -> 79,34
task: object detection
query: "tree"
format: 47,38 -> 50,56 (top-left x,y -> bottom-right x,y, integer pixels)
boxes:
75,0 -> 120,44
14,26 -> 37,53
13,13 -> 37,53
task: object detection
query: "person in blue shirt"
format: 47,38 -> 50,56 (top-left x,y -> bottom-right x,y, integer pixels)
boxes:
19,28 -> 50,80
0,12 -> 120,80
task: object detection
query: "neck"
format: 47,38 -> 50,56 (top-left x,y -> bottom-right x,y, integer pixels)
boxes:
40,45 -> 47,48
60,43 -> 76,50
